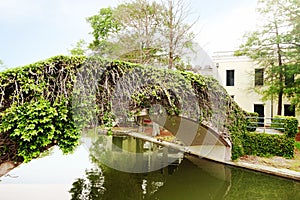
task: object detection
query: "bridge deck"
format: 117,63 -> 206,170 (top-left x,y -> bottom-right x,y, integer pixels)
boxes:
117,130 -> 231,163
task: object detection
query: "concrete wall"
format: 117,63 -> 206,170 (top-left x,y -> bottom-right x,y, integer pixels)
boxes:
212,51 -> 300,123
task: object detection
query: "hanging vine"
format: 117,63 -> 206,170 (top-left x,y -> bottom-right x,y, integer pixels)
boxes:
0,55 -> 247,163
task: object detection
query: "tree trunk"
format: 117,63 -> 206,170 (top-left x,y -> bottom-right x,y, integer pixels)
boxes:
277,87 -> 283,115
168,0 -> 173,69
168,51 -> 173,69
275,20 -> 283,116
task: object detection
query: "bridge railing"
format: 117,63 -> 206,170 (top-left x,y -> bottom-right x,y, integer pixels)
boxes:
246,116 -> 285,132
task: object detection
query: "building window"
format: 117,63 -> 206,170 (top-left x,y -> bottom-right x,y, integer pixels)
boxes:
230,95 -> 234,99
284,104 -> 295,116
254,104 -> 264,127
255,69 -> 264,86
226,70 -> 234,86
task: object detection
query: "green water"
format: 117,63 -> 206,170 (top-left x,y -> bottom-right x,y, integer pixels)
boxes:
1,136 -> 299,200
67,156 -> 300,200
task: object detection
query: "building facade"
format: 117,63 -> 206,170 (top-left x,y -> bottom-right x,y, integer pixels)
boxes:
211,51 -> 300,123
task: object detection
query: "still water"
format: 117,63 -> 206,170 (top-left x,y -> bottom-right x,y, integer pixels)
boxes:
0,135 -> 299,200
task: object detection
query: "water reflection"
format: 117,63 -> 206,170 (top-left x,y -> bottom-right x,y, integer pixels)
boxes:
68,155 -> 300,200
1,135 -> 300,200
69,157 -> 231,200
86,134 -> 184,173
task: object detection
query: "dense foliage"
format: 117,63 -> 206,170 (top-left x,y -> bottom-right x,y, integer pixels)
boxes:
243,132 -> 295,158
246,112 -> 259,132
232,114 -> 298,160
0,98 -> 79,162
271,115 -> 299,137
284,116 -> 299,138
0,56 -> 85,163
0,55 -> 248,162
85,0 -> 198,70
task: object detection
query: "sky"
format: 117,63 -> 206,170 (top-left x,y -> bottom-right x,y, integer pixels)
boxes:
0,0 -> 258,68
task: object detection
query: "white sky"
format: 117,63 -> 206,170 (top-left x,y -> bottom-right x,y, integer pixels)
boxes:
0,0 -> 258,68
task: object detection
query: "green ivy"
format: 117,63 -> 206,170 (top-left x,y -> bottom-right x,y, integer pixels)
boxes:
0,98 -> 79,162
0,55 -> 250,162
231,132 -> 245,160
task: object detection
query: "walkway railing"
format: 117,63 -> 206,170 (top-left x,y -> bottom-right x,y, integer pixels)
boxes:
246,116 -> 285,132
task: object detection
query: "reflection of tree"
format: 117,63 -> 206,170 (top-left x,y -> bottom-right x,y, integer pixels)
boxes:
69,135 -> 173,199
70,141 -> 300,200
69,168 -> 105,200
69,164 -> 168,200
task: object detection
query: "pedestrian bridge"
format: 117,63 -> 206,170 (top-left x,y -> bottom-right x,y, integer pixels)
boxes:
0,56 -> 247,162
132,114 -> 232,162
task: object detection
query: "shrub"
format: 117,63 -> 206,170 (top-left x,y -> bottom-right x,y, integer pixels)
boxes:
271,115 -> 299,137
284,116 -> 299,138
246,112 -> 259,132
270,115 -> 285,131
231,133 -> 245,160
243,132 -> 294,158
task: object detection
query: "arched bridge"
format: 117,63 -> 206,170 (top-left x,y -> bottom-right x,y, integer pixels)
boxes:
136,114 -> 232,162
0,56 -> 247,162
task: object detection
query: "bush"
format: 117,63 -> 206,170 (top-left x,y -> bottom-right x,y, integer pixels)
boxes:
243,132 -> 294,158
271,115 -> 299,137
246,112 -> 259,132
284,116 -> 299,138
231,133 -> 245,160
270,115 -> 285,131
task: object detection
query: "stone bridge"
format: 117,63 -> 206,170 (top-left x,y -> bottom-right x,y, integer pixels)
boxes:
0,56 -> 247,162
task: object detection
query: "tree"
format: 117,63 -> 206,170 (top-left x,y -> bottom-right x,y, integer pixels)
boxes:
86,0 -> 198,69
87,7 -> 122,57
113,0 -> 163,64
275,0 -> 300,108
160,0 -> 198,69
86,0 -> 162,64
235,0 -> 300,115
69,39 -> 87,56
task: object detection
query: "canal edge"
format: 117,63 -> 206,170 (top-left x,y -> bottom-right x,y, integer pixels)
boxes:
125,131 -> 300,181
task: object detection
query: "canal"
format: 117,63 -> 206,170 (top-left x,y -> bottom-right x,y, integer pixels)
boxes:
0,135 -> 300,200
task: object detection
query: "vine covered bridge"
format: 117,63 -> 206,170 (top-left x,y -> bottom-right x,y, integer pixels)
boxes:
0,56 -> 247,164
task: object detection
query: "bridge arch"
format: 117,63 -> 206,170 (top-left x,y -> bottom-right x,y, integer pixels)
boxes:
0,56 -> 247,163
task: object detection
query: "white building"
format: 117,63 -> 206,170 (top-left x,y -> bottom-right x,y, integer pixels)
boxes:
209,51 -> 300,123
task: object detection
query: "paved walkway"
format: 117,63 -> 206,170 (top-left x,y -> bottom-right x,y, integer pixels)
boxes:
232,161 -> 300,181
